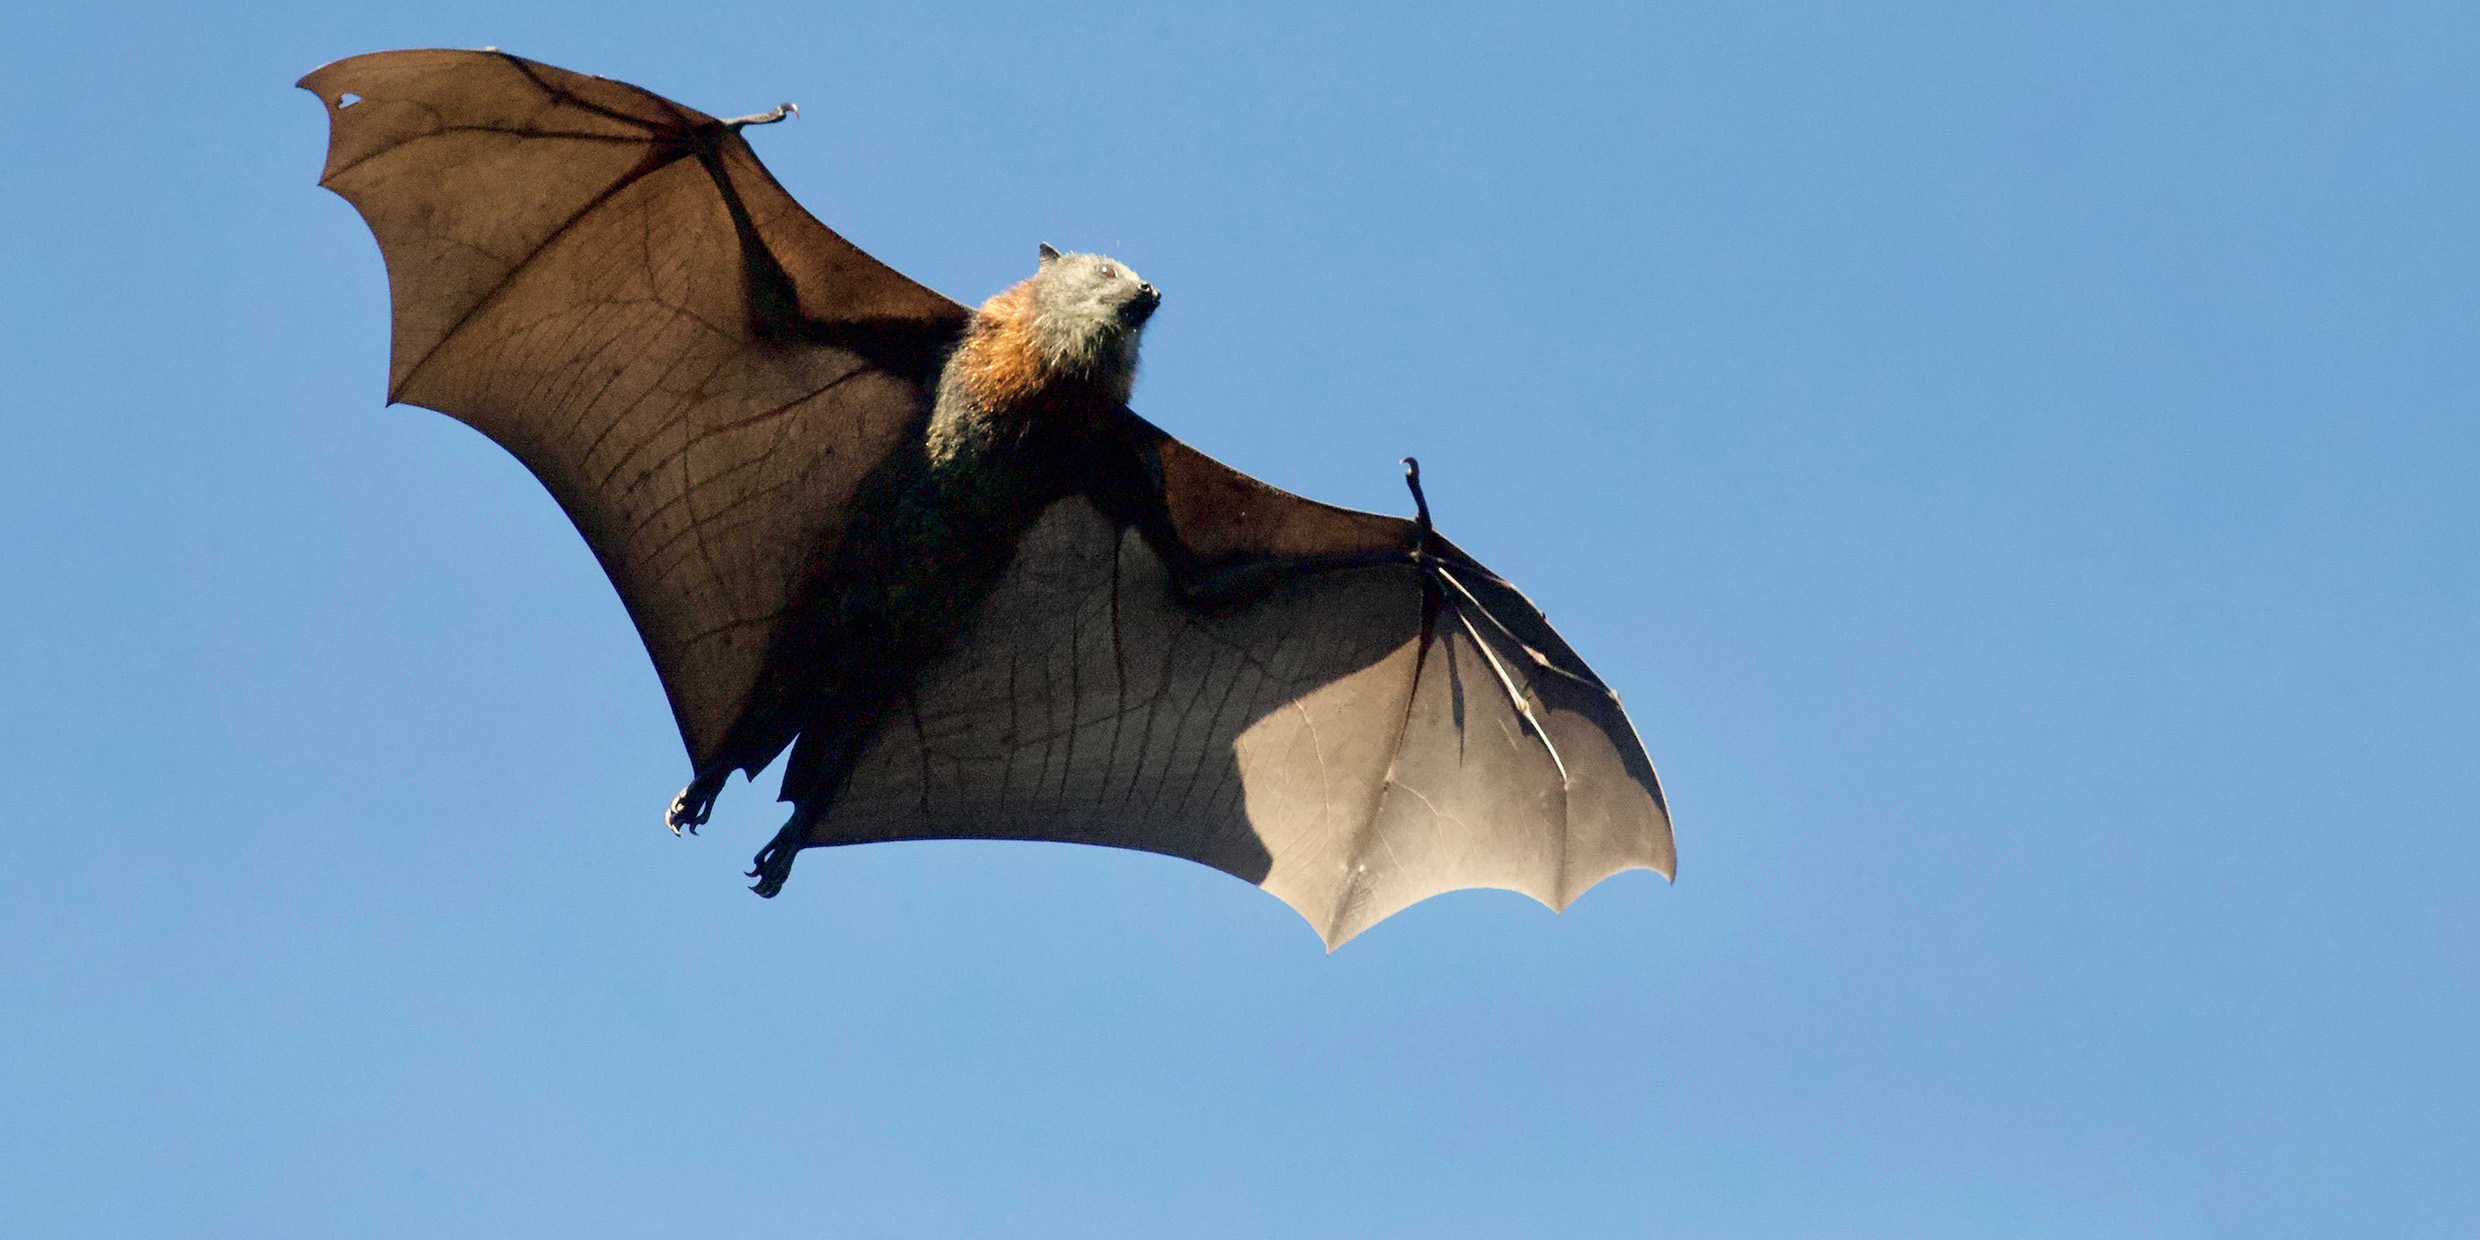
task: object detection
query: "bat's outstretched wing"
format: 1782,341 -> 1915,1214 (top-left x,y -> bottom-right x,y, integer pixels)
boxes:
306,51 -> 1670,947
809,414 -> 1674,948
299,50 -> 968,770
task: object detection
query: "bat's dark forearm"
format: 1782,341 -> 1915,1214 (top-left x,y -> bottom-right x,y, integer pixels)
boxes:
694,139 -> 960,378
765,317 -> 959,380
1081,416 -> 1426,612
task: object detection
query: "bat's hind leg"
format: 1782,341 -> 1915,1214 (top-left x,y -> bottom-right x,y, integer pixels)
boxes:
667,772 -> 728,835
746,814 -> 809,898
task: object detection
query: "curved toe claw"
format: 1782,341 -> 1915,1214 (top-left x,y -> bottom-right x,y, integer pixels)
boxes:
667,780 -> 720,836
746,819 -> 805,897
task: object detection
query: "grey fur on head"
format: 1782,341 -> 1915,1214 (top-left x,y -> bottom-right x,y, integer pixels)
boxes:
1027,248 -> 1160,379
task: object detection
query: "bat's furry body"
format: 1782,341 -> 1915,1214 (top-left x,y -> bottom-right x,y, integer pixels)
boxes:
712,249 -> 1165,893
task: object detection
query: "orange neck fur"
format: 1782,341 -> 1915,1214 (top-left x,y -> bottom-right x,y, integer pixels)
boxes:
947,280 -> 1049,412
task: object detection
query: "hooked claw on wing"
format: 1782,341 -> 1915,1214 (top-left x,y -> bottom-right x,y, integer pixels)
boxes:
721,102 -> 797,131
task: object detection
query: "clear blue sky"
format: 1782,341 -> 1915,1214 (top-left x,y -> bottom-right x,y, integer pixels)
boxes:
4,2 -> 2474,1236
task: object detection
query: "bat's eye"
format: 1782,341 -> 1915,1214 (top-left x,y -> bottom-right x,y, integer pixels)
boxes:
1100,266 -> 1117,279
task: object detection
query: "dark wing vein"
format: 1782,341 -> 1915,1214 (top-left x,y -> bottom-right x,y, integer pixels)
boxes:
495,53 -> 683,133
389,143 -> 697,403
689,365 -> 872,443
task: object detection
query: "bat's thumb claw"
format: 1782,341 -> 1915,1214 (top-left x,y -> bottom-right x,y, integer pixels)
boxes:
1399,457 -> 1432,535
722,103 -> 798,130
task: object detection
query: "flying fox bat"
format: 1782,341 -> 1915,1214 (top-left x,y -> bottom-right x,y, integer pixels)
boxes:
299,49 -> 1673,948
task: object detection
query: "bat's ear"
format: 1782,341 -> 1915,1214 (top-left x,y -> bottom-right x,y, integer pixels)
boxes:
1038,242 -> 1063,267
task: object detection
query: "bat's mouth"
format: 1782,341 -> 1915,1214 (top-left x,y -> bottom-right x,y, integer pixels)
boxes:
1122,283 -> 1161,324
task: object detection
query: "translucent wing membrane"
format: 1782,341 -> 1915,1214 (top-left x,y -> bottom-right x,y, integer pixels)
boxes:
300,50 -> 966,765
813,428 -> 1673,948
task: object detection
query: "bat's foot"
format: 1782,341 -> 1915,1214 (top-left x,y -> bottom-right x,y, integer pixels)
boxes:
667,774 -> 725,836
746,818 -> 806,897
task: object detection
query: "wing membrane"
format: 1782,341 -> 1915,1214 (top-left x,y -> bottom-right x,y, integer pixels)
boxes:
300,50 -> 968,764
812,429 -> 1674,947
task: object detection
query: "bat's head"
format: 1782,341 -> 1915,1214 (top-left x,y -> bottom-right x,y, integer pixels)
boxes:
952,246 -> 1162,416
1024,243 -> 1160,384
